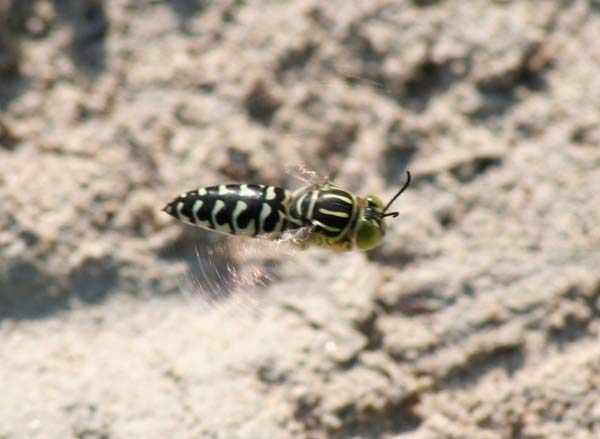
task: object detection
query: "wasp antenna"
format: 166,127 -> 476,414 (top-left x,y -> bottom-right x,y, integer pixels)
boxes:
382,211 -> 399,218
383,170 -> 411,214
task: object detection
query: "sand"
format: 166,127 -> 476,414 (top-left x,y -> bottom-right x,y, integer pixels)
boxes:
1,0 -> 600,438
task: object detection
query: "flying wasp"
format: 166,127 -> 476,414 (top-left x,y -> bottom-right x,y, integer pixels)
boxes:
163,171 -> 411,252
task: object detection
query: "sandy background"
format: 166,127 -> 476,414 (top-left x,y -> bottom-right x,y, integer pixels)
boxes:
1,0 -> 600,438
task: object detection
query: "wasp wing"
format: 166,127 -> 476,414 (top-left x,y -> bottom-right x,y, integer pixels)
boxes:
177,232 -> 306,311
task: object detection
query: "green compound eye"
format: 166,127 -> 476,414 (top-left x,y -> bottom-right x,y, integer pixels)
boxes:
356,219 -> 384,251
366,195 -> 385,211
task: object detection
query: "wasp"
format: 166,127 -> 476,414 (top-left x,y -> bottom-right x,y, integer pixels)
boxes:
163,171 -> 411,252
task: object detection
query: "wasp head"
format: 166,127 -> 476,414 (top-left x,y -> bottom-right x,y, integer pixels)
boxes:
355,171 -> 411,251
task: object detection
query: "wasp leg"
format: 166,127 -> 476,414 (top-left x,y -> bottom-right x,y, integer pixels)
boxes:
319,235 -> 353,252
330,239 -> 353,252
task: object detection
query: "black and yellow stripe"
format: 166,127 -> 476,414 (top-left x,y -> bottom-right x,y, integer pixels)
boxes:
288,184 -> 357,241
163,184 -> 290,236
164,181 -> 359,247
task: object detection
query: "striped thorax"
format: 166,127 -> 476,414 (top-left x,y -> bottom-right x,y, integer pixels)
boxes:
286,182 -> 358,251
163,172 -> 411,252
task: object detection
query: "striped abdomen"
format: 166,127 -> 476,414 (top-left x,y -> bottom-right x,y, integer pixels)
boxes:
163,184 -> 291,236
288,183 -> 357,242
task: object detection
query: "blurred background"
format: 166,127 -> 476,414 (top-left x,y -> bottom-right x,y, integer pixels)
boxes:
1,0 -> 600,438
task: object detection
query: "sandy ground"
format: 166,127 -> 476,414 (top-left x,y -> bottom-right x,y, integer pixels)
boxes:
1,0 -> 600,438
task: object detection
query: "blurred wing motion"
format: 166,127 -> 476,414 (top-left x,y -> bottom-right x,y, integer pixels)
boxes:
176,232 -> 302,310
283,162 -> 329,189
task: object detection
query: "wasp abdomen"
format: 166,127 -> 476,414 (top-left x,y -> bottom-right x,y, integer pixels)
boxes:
163,184 -> 290,236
